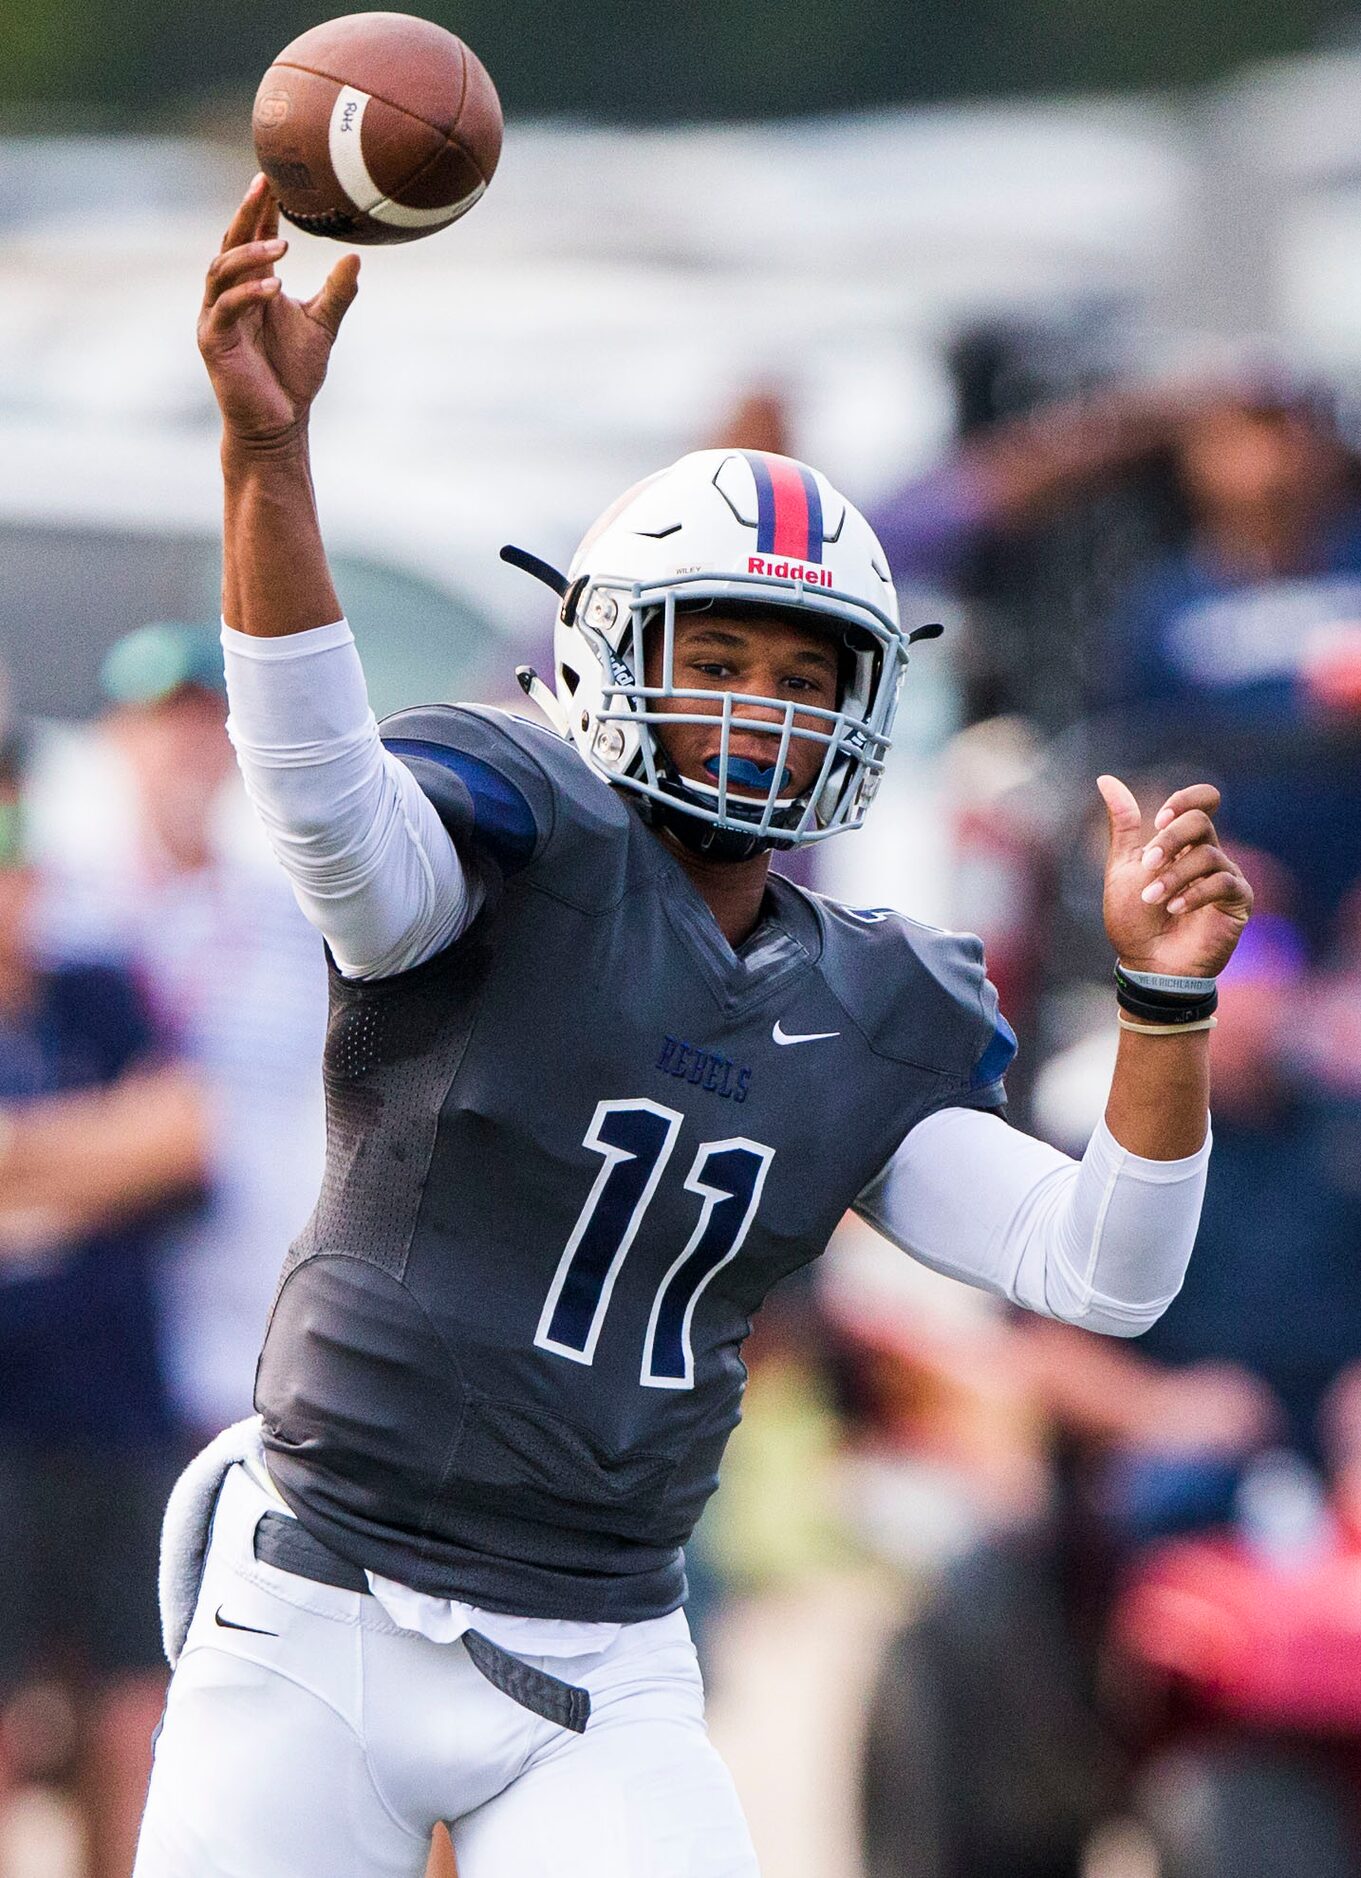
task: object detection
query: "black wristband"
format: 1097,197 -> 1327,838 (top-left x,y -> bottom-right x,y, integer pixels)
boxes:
1113,963 -> 1219,1026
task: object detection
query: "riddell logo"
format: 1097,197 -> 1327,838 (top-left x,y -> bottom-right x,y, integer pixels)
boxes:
748,556 -> 833,589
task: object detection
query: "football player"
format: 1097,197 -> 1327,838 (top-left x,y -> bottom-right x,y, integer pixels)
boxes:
134,177 -> 1252,1878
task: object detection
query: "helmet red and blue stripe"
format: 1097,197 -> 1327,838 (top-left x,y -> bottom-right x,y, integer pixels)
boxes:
743,452 -> 825,565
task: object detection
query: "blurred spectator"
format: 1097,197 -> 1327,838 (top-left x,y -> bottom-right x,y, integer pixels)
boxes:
1028,913 -> 1361,1520
859,921 -> 1361,1878
684,1272 -> 852,1678
709,390 -> 793,462
1100,382 -> 1361,946
0,732 -> 206,1878
870,378 -> 1192,587
32,622 -> 328,1440
751,364 -> 1361,1086
713,374 -> 1184,584
1105,380 -> 1361,710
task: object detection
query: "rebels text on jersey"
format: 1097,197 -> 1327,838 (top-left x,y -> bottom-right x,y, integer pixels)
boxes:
256,706 -> 1013,1623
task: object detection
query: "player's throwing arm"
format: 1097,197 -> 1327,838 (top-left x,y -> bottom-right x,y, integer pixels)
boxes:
197,177 -> 479,977
198,173 -> 359,639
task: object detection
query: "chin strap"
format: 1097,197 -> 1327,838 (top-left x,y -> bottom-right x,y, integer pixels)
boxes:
648,796 -> 771,863
501,544 -> 580,741
514,666 -> 572,738
644,744 -> 784,861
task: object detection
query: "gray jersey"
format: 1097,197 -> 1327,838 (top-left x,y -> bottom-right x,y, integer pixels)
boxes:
256,705 -> 1014,1622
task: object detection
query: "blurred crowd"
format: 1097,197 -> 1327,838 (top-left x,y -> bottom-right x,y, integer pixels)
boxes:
0,625 -> 327,1878
3,353 -> 1361,1878
708,363 -> 1361,1877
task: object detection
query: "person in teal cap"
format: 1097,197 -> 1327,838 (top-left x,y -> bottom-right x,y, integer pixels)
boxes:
99,624 -> 228,712
96,625 -> 233,885
43,617 -> 328,1454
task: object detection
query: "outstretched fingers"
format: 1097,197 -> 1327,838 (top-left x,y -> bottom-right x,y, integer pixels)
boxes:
218,173 -> 271,256
202,276 -> 283,343
205,238 -> 287,304
200,236 -> 286,351
205,178 -> 286,336
256,186 -> 280,244
306,254 -> 362,339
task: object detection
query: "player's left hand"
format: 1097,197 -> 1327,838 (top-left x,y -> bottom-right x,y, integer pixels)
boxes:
1098,775 -> 1253,978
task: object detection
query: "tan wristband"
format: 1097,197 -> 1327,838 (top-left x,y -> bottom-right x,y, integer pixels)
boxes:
1117,1014 -> 1217,1036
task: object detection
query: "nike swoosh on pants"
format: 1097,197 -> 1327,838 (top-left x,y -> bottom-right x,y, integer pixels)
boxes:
214,1607 -> 279,1637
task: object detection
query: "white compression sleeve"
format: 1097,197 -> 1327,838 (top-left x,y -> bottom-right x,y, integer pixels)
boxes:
221,621 -> 482,979
854,1106 -> 1210,1337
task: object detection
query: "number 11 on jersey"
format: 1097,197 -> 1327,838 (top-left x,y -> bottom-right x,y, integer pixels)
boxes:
535,1098 -> 774,1390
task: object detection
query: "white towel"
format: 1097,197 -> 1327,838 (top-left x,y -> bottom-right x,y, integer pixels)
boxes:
158,1415 -> 266,1667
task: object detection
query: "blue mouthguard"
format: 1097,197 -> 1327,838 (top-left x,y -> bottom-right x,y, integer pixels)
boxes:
706,754 -> 793,791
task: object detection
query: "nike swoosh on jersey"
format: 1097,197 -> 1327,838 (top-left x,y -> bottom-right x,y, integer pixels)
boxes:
214,1607 -> 279,1637
772,1021 -> 841,1046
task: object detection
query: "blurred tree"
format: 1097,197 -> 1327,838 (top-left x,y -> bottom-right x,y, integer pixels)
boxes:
0,0 -> 1345,122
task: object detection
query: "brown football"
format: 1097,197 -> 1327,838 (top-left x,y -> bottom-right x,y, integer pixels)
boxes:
252,12 -> 502,245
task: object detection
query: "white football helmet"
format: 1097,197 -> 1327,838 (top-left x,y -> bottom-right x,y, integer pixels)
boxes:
505,448 -> 937,856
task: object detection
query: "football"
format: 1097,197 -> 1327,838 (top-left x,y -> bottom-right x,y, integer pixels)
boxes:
251,12 -> 502,245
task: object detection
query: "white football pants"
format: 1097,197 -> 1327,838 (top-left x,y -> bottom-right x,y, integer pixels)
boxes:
134,1464 -> 759,1877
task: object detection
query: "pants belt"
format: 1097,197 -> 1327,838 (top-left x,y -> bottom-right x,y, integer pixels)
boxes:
252,1511 -> 591,1734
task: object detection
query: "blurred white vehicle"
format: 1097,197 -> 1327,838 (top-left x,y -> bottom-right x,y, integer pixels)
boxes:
0,103 -> 1200,720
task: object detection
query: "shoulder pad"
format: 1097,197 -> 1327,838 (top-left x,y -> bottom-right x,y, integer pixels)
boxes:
379,703 -> 633,888
812,897 -> 1015,1099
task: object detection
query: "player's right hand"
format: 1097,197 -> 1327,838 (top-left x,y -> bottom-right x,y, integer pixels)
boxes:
198,174 -> 360,449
